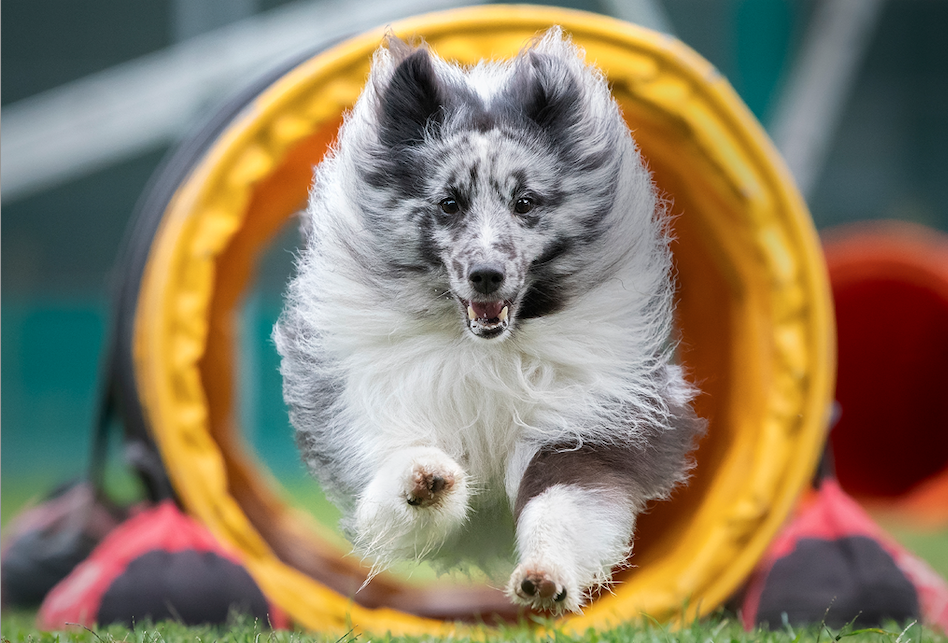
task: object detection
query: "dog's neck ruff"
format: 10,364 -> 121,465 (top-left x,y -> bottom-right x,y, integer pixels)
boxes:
329,263 -> 671,480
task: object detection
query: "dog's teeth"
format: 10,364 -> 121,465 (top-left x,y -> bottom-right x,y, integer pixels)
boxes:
468,305 -> 476,321
499,306 -> 508,322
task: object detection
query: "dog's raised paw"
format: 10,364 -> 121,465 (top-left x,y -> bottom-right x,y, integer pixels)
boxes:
508,564 -> 578,613
406,465 -> 455,508
519,573 -> 566,602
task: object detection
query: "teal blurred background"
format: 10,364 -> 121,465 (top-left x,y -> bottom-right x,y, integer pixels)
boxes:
3,0 -> 948,579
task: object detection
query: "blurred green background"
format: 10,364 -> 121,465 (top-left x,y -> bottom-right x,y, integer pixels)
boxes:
3,0 -> 947,579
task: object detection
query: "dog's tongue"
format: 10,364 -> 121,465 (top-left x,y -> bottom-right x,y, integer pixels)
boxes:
471,300 -> 504,320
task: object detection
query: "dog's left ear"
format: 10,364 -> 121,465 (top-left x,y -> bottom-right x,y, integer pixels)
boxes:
376,46 -> 445,148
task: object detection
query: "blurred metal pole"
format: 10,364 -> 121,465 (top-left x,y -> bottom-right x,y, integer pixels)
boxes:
173,0 -> 259,42
769,0 -> 886,201
1,0 -> 483,204
598,0 -> 675,35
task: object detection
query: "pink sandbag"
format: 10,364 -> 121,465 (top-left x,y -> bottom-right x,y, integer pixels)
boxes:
38,500 -> 290,629
741,479 -> 948,632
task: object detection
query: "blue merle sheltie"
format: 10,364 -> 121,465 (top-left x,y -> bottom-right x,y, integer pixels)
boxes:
274,28 -> 705,614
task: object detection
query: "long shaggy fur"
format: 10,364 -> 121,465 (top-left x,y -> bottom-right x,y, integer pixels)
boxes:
274,28 -> 705,613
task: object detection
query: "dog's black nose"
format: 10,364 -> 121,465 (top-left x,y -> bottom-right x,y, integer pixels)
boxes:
468,264 -> 505,294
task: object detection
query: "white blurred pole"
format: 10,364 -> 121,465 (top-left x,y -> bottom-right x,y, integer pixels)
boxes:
769,0 -> 887,200
1,0 -> 482,204
173,0 -> 259,42
598,0 -> 675,35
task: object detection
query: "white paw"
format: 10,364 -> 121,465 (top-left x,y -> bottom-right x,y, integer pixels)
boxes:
509,484 -> 637,615
353,447 -> 470,563
406,457 -> 459,508
507,561 -> 581,614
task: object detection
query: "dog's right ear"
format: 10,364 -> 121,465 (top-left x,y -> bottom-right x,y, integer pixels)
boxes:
512,49 -> 582,135
376,46 -> 445,148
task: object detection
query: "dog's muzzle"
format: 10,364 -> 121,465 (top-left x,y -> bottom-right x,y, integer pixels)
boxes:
462,262 -> 512,338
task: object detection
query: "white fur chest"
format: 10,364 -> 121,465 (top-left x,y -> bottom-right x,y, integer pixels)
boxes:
341,315 -> 628,486
343,335 -> 543,492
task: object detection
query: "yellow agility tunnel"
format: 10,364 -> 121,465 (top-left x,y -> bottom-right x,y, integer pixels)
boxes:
125,5 -> 835,635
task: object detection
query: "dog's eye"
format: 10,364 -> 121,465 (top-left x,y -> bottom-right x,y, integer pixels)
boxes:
514,197 -> 535,215
439,198 -> 460,215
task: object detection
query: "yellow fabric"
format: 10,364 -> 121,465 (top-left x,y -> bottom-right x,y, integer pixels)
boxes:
134,5 -> 835,635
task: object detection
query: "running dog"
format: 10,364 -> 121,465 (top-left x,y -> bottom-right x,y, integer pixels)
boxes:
274,28 -> 704,614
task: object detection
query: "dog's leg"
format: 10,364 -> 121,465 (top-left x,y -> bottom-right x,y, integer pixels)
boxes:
506,443 -> 643,614
352,445 -> 470,564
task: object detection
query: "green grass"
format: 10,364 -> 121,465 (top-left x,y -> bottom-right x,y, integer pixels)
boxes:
879,522 -> 948,580
4,479 -> 948,643
2,610 -> 946,643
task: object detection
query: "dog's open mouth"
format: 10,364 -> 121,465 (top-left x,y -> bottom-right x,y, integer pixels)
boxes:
464,299 -> 511,339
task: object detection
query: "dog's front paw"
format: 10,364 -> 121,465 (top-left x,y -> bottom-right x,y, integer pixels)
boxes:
407,463 -> 456,507
353,446 -> 470,563
507,562 -> 580,614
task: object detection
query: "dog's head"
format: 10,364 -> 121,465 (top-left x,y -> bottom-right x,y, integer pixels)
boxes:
337,29 -> 654,340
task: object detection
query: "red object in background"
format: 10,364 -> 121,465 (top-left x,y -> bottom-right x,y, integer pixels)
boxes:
823,221 -> 948,525
739,222 -> 948,632
38,501 -> 289,630
741,480 -> 948,631
1,482 -> 127,608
